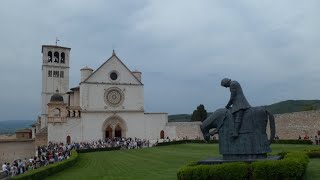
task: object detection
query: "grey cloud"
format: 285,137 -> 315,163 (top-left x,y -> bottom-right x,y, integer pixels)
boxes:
0,1 -> 319,120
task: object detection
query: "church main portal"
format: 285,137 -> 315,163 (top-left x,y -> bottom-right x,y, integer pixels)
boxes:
102,116 -> 127,139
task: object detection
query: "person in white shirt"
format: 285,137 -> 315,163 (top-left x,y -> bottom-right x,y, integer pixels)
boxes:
2,162 -> 9,176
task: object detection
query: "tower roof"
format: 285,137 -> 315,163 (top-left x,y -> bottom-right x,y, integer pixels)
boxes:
41,45 -> 71,53
50,94 -> 64,102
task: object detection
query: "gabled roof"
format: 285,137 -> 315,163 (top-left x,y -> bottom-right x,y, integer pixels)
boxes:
81,52 -> 143,85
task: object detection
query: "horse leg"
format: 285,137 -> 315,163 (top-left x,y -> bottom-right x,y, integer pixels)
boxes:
200,124 -> 210,142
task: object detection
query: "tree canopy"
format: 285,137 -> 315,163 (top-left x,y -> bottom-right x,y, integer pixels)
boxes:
191,104 -> 207,122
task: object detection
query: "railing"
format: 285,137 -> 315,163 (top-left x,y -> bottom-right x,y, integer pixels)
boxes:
48,117 -> 66,123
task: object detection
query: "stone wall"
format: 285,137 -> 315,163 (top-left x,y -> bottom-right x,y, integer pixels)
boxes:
0,139 -> 35,165
164,110 -> 320,141
165,122 -> 203,140
274,110 -> 320,139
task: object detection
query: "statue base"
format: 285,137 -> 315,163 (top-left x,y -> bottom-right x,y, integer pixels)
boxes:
198,155 -> 281,165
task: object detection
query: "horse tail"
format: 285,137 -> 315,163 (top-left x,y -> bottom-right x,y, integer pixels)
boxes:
267,110 -> 276,145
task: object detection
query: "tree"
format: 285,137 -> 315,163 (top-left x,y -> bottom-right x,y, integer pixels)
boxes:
191,104 -> 207,122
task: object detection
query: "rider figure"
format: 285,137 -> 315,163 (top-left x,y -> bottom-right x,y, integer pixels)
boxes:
221,78 -> 251,138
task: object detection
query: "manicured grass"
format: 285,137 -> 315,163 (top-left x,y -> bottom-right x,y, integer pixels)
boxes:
306,159 -> 320,180
46,144 -> 319,180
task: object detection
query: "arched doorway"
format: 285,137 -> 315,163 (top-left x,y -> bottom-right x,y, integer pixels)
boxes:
66,136 -> 71,144
160,130 -> 165,139
102,115 -> 127,139
105,125 -> 112,138
115,125 -> 122,138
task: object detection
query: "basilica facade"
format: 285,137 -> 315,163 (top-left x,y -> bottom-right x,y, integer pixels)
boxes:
37,45 -> 168,144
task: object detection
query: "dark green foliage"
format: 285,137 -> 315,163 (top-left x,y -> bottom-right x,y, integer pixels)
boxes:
168,114 -> 192,122
156,139 -> 311,147
305,149 -> 320,158
177,162 -> 249,180
191,104 -> 208,122
12,150 -> 78,180
252,152 -> 309,180
177,152 -> 309,180
156,140 -> 218,146
273,139 -> 313,144
76,147 -> 120,153
265,100 -> 320,114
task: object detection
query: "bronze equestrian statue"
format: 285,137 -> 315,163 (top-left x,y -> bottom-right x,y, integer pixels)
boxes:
200,79 -> 275,160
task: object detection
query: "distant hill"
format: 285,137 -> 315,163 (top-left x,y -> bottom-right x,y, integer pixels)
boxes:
0,120 -> 34,135
265,100 -> 320,114
168,100 -> 320,122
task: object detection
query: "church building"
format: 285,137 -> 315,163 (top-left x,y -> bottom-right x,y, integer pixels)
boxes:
37,45 -> 168,144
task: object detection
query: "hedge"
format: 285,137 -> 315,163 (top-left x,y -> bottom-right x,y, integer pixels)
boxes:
76,146 -> 120,153
156,140 -> 218,146
177,162 -> 249,180
157,139 -> 312,147
272,139 -> 312,145
305,149 -> 320,158
252,152 -> 309,180
12,150 -> 78,180
177,152 -> 309,180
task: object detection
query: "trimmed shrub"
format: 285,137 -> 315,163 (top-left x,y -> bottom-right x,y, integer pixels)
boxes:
156,140 -> 218,146
12,150 -> 78,180
76,146 -> 120,153
178,152 -> 309,180
252,152 -> 309,180
177,162 -> 249,180
273,139 -> 312,145
304,149 -> 320,158
158,139 -> 311,147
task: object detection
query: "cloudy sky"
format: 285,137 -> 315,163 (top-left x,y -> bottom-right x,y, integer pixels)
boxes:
0,0 -> 319,121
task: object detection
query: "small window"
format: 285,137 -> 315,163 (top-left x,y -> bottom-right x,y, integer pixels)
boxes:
48,51 -> 52,63
61,52 -> 65,64
60,71 -> 64,78
54,52 -> 59,63
160,130 -> 165,139
48,70 -> 52,77
53,71 -> 59,77
110,72 -> 118,81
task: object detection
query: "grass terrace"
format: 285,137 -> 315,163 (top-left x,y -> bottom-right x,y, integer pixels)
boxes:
46,143 -> 320,180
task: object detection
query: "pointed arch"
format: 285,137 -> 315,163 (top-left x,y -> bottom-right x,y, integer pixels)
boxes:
102,115 -> 127,139
54,51 -> 59,63
115,124 -> 122,137
48,51 -> 52,63
61,52 -> 65,63
105,125 -> 112,138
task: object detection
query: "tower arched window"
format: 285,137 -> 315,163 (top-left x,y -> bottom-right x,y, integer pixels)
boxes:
53,108 -> 60,117
54,52 -> 59,63
48,51 -> 52,63
61,52 -> 65,64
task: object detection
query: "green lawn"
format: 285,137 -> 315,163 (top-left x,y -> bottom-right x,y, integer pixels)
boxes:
46,144 -> 320,180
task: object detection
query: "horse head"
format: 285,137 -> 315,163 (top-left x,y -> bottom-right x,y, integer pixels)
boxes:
200,108 -> 228,142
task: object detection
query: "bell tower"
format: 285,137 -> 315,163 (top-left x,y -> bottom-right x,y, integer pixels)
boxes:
41,45 -> 71,128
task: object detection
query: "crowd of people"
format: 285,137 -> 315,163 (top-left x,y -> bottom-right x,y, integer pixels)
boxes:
2,142 -> 73,177
1,137 -> 149,177
73,137 -> 150,150
298,135 -> 320,145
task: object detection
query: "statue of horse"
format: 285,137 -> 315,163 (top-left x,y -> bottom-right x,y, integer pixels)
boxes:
200,106 -> 275,160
